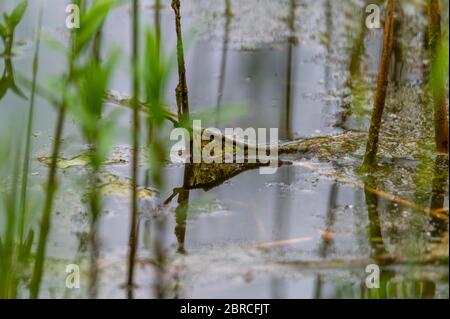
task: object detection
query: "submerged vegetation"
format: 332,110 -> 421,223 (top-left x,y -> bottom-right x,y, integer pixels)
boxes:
0,0 -> 448,299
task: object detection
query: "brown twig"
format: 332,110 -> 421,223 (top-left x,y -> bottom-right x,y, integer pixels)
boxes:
171,0 -> 190,120
361,0 -> 395,169
295,162 -> 448,221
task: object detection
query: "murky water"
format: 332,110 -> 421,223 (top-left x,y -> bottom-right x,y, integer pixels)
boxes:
0,0 -> 448,299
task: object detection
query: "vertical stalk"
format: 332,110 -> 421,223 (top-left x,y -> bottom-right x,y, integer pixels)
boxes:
127,0 -> 140,299
30,0 -> 82,298
391,2 -> 404,86
285,0 -> 296,140
88,168 -> 100,298
361,0 -> 395,170
225,0 -> 232,17
155,0 -> 161,39
154,214 -> 168,298
18,3 -> 43,244
92,29 -> 103,64
88,28 -> 105,298
363,178 -> 387,257
88,160 -> 100,299
89,22 -> 106,296
29,97 -> 68,299
215,0 -> 232,125
144,0 -> 163,187
174,166 -> 191,254
428,0 -> 449,153
171,0 -> 189,121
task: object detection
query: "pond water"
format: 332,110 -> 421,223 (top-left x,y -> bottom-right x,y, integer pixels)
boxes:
0,0 -> 448,299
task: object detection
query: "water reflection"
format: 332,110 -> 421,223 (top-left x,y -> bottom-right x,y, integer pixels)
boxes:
284,0 -> 297,140
355,270 -> 438,299
173,164 -> 192,254
429,155 -> 449,238
0,28 -> 26,100
0,0 -> 448,299
363,177 -> 387,257
313,181 -> 338,299
339,0 -> 372,130
391,2 -> 404,86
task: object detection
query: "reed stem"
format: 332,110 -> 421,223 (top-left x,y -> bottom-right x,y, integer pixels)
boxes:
171,0 -> 189,121
29,100 -> 67,299
29,0 -> 80,297
428,0 -> 449,153
18,3 -> 43,245
127,0 -> 140,298
361,0 -> 395,170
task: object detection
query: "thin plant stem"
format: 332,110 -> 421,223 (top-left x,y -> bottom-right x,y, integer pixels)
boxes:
29,1 -> 78,297
215,0 -> 232,125
155,0 -> 161,39
127,0 -> 140,299
88,163 -> 100,298
171,0 -> 189,121
92,29 -> 103,64
285,0 -> 296,140
18,3 -> 44,244
361,0 -> 395,170
29,100 -> 68,299
427,0 -> 449,153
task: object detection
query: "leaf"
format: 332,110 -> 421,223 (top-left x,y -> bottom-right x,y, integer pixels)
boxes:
0,23 -> 7,40
0,65 -> 27,100
7,0 -> 28,29
19,230 -> 34,261
69,49 -> 120,158
10,80 -> 27,99
429,31 -> 449,99
0,76 -> 8,100
74,0 -> 119,55
97,109 -> 122,165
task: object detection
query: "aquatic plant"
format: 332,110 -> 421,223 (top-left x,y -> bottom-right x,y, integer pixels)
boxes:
171,0 -> 190,120
127,0 -> 140,298
0,0 -> 36,299
0,0 -> 28,99
0,0 -> 447,300
361,0 -> 395,170
427,0 -> 449,153
71,50 -> 120,297
19,2 -> 43,246
143,29 -> 174,186
30,0 -> 118,298
0,0 -> 27,54
0,127 -> 34,298
215,0 -> 232,126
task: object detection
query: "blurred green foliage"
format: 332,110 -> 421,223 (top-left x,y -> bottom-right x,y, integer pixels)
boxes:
0,127 -> 34,298
0,0 -> 28,99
